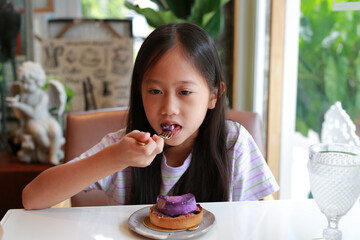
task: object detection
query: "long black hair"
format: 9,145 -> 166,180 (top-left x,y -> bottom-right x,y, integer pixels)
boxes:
127,22 -> 229,204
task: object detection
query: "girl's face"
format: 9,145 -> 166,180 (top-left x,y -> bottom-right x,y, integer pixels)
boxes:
141,46 -> 217,147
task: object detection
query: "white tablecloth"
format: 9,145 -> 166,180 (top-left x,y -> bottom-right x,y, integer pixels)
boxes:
1,199 -> 360,239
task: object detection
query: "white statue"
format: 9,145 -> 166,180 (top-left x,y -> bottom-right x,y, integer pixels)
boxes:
7,61 -> 66,165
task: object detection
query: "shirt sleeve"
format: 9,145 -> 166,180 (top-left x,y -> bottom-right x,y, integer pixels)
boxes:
227,121 -> 279,201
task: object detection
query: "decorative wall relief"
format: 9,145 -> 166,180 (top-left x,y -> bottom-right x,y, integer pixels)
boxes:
42,38 -> 133,112
44,42 -> 64,68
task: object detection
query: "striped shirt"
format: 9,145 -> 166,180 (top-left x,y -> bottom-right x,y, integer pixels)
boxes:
70,120 -> 279,204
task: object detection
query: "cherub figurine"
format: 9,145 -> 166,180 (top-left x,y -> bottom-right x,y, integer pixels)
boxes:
7,61 -> 66,165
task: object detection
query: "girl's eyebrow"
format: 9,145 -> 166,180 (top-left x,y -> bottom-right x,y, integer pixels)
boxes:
143,79 -> 160,84
144,79 -> 199,86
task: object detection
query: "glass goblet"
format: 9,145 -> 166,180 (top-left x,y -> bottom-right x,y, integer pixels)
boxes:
308,143 -> 360,240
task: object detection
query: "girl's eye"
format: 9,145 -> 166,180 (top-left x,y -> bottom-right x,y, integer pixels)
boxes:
179,90 -> 192,95
149,89 -> 162,95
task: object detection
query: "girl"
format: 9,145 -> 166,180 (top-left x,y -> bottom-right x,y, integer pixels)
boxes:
22,22 -> 279,209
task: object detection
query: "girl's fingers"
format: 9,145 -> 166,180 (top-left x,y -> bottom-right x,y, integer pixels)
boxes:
116,132 -> 165,168
127,130 -> 151,145
152,134 -> 164,154
126,131 -> 164,156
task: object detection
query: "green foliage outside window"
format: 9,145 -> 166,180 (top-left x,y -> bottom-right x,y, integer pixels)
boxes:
124,0 -> 230,39
82,0 -> 128,19
297,0 -> 360,136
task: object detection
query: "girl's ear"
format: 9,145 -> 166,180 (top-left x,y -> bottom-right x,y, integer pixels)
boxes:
208,91 -> 217,109
208,82 -> 226,109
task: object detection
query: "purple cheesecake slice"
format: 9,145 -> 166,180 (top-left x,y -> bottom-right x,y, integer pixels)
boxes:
156,193 -> 197,217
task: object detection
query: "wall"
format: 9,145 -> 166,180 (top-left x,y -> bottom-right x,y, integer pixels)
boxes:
233,0 -> 257,112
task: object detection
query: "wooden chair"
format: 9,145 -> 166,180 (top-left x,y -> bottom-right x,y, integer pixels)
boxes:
64,107 -> 265,206
64,107 -> 128,163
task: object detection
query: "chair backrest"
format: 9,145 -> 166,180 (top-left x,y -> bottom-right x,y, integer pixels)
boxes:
64,108 -> 128,163
64,108 -> 265,163
226,109 -> 265,155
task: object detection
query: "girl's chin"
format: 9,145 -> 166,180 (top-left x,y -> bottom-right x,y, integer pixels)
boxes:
165,134 -> 197,147
163,137 -> 189,147
164,139 -> 182,147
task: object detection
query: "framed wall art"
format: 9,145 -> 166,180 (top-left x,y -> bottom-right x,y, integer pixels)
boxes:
34,0 -> 53,13
42,19 -> 133,112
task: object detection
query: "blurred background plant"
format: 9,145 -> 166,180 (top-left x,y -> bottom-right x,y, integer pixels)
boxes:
82,0 -> 128,18
297,0 -> 360,136
124,0 -> 230,39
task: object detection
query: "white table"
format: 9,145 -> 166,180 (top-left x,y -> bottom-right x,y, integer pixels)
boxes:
1,199 -> 360,240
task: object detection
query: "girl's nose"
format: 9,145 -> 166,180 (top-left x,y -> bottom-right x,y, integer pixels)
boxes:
161,93 -> 179,116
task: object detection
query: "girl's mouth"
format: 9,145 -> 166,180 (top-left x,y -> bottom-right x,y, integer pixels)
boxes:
160,123 -> 175,132
160,123 -> 182,139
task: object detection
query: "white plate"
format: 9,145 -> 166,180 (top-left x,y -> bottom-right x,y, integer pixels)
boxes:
127,206 -> 215,239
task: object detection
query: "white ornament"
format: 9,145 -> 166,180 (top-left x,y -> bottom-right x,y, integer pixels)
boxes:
321,101 -> 360,146
7,61 -> 66,165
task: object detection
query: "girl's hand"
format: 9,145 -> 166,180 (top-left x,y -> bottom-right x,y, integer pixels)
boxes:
110,130 -> 164,168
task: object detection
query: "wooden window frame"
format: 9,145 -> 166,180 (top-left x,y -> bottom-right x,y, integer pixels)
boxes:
266,0 -> 287,199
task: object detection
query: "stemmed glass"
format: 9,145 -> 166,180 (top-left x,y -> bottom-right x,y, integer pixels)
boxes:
308,143 -> 360,240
